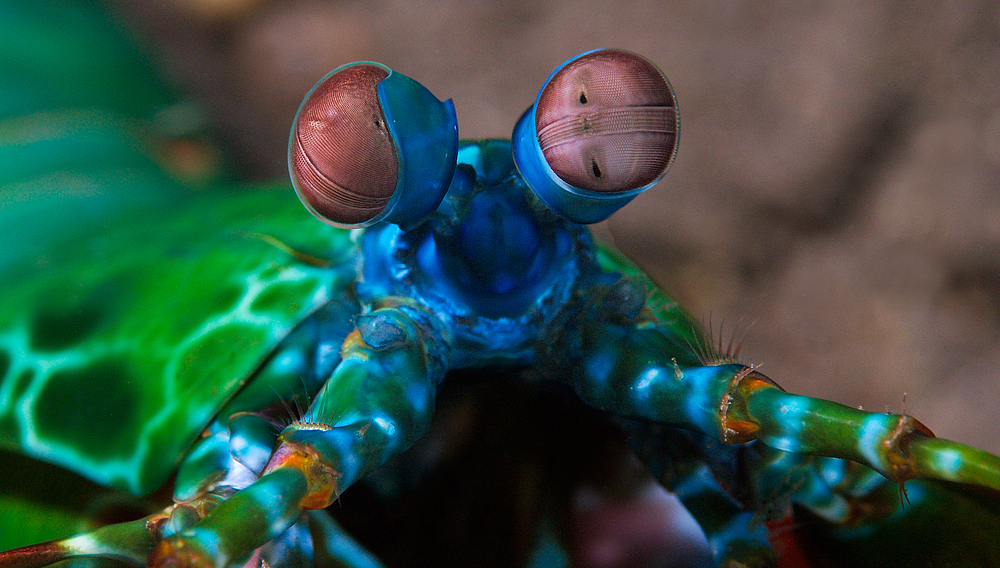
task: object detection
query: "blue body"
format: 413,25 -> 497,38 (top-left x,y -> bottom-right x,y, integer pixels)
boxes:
360,141 -> 594,365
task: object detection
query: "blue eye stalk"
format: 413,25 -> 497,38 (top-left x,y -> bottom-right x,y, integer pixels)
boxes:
290,49 -> 677,230
513,49 -> 680,224
289,62 -> 458,229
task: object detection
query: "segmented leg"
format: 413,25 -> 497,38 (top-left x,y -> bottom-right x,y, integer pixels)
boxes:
0,517 -> 157,568
622,422 -> 776,567
560,273 -> 1000,566
307,510 -> 387,568
148,302 -> 447,568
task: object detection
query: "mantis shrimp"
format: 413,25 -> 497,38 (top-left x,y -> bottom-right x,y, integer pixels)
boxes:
1,2 -> 999,567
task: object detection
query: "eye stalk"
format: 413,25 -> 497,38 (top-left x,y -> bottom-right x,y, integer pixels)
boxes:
289,62 -> 458,229
513,49 -> 679,224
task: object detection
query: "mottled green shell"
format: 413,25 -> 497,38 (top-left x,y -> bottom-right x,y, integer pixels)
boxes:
0,176 -> 354,494
0,1 -> 357,496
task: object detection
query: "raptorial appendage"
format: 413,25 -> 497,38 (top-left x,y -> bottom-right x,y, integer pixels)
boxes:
556,257 -> 1000,566
146,304 -> 446,568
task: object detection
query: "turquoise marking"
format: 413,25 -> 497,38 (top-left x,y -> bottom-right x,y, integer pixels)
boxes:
680,366 -> 722,436
846,466 -> 886,498
858,414 -> 891,470
816,456 -> 847,486
404,383 -> 433,417
769,436 -> 797,453
372,417 -> 395,438
934,447 -> 963,475
631,366 -> 669,418
768,397 -> 811,452
274,350 -> 308,376
583,349 -> 616,394
635,367 -> 660,391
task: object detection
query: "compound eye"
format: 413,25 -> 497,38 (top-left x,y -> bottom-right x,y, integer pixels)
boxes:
290,62 -> 458,229
291,64 -> 398,226
535,49 -> 678,193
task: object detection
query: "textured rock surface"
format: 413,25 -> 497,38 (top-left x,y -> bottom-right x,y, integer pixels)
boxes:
114,0 -> 1000,453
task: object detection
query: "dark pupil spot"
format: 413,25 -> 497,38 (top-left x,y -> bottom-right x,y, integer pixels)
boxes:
591,159 -> 602,178
579,91 -> 588,104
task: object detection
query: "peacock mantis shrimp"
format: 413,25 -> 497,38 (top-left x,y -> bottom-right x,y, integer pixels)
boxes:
1,2 -> 999,567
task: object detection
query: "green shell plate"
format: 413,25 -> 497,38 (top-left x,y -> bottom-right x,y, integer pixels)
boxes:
0,174 -> 354,494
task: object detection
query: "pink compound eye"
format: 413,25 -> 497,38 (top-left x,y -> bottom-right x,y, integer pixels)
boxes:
534,49 -> 678,194
290,64 -> 398,226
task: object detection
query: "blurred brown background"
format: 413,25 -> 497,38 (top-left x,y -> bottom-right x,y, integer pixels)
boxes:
111,0 -> 1000,453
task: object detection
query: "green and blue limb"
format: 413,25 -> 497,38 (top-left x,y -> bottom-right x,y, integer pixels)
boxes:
568,280 -> 1000,492
0,288 -> 408,568
622,423 -> 777,566
308,510 -> 387,568
756,449 -> 1000,566
0,422 -> 383,568
173,288 -> 364,502
672,464 -> 774,567
634,419 -> 1000,566
0,515 -> 159,568
167,288 -> 365,502
564,260 -> 1000,563
148,303 -> 448,568
0,494 -> 387,568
